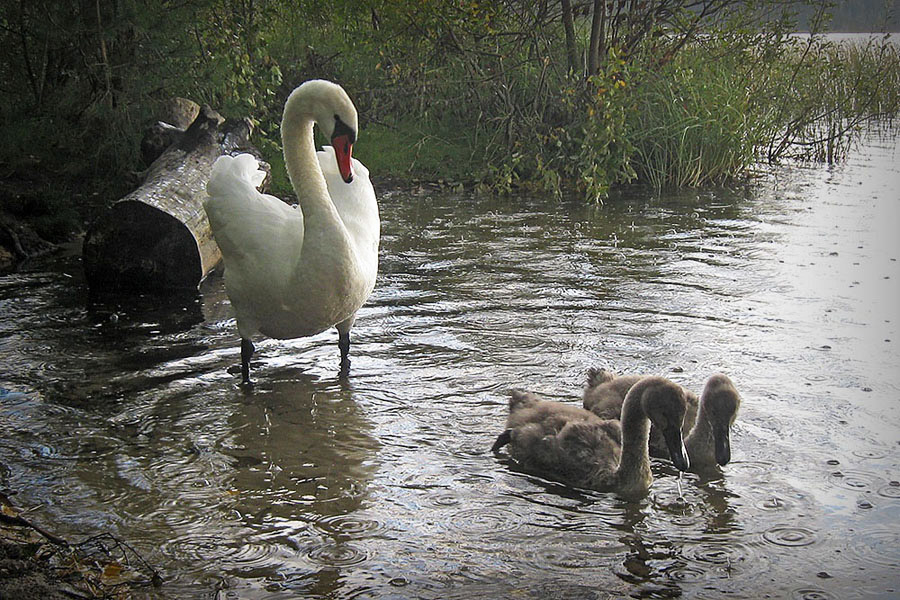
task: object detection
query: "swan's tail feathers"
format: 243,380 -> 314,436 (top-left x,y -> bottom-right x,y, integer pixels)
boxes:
207,153 -> 267,199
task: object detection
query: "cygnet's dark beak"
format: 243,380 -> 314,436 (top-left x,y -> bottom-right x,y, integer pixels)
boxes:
663,426 -> 690,472
714,426 -> 732,466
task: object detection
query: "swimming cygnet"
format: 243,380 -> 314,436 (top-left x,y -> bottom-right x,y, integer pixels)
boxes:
492,377 -> 690,496
583,368 -> 740,470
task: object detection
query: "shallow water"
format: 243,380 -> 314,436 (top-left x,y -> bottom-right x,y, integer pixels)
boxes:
1,129 -> 899,599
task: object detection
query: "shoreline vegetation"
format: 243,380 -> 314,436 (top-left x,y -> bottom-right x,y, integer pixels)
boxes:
1,0 -> 899,261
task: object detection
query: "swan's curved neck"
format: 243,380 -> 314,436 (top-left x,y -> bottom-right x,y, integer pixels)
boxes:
616,398 -> 652,486
685,407 -> 714,454
282,95 -> 335,220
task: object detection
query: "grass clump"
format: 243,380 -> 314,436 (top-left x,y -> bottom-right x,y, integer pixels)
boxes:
627,51 -> 759,188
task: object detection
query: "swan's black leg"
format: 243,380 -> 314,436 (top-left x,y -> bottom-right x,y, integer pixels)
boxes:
241,338 -> 255,385
338,330 -> 351,377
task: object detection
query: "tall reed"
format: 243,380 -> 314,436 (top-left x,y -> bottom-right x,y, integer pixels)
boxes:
627,54 -> 759,189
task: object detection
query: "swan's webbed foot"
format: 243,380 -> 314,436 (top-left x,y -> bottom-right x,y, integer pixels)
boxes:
241,338 -> 255,385
338,330 -> 351,378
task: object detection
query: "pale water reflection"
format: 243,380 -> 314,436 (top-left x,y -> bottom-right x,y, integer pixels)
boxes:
1,129 -> 899,598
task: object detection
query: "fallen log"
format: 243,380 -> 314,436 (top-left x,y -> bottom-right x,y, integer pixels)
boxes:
82,104 -> 269,292
140,97 -> 201,166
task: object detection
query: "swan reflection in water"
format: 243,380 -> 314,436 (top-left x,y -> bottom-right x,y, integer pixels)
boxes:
185,374 -> 380,596
613,475 -> 743,593
226,374 -> 379,517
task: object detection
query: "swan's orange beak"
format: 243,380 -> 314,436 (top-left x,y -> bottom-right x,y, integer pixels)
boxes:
332,135 -> 354,183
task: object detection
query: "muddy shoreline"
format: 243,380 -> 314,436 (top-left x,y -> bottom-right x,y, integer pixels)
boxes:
1,494 -> 161,599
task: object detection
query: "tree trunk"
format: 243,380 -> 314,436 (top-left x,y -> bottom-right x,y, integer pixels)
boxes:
588,0 -> 606,77
560,0 -> 579,75
82,105 -> 268,293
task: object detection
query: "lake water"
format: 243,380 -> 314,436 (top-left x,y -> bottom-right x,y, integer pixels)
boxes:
1,128 -> 899,599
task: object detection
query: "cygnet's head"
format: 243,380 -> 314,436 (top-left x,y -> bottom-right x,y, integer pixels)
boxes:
509,389 -> 540,412
585,366 -> 616,389
632,377 -> 691,472
700,373 -> 741,466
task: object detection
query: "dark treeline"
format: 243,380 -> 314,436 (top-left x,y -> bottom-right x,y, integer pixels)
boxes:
796,0 -> 900,31
1,0 -> 899,250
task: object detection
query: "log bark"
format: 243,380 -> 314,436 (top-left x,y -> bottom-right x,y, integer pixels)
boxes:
140,98 -> 201,165
83,105 -> 268,293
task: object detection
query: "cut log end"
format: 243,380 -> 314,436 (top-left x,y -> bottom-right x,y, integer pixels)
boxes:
83,201 -> 202,291
83,105 -> 265,294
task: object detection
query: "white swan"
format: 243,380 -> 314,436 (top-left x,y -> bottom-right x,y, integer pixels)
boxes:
492,377 -> 690,496
205,80 -> 379,383
583,369 -> 740,470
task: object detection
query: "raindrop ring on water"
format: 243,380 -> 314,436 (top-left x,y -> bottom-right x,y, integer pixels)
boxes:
686,542 -> 747,566
431,492 -> 461,507
841,528 -> 900,568
762,525 -> 818,547
876,481 -> 900,499
827,469 -> 884,492
312,514 -> 383,538
525,536 -> 623,573
449,507 -> 523,535
756,495 -> 792,511
791,588 -> 839,600
306,541 -> 369,567
852,449 -> 887,460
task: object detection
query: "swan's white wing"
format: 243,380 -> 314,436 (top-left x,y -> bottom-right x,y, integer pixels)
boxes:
205,154 -> 304,336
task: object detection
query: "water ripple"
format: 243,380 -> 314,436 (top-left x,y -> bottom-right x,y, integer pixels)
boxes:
755,495 -> 795,511
312,514 -> 383,538
827,469 -> 884,492
161,531 -> 284,573
851,449 -> 888,460
160,533 -> 235,563
641,486 -> 712,533
841,528 -> 900,568
305,541 -> 370,567
690,542 -> 748,567
876,481 -> 900,499
727,460 -> 778,479
663,561 -> 708,583
143,496 -> 218,531
224,539 -> 286,572
791,588 -> 840,600
762,525 -> 818,547
430,492 -> 462,507
447,507 -> 523,535
523,535 -> 624,572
